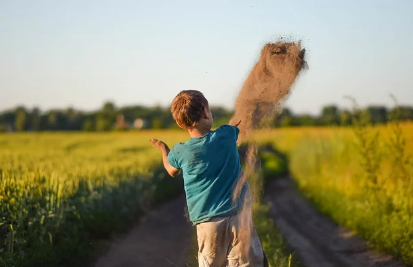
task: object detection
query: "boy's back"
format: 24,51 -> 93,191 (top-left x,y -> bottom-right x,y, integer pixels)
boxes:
167,124 -> 248,225
150,90 -> 266,266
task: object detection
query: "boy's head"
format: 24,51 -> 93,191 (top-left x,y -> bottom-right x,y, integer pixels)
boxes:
170,90 -> 213,130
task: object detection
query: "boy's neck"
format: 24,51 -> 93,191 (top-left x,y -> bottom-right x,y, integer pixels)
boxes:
187,124 -> 211,138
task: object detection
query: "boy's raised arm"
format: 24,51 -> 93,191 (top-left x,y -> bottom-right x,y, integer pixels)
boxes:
149,139 -> 180,177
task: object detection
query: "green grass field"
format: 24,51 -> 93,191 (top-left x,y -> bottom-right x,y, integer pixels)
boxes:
0,131 -> 188,267
0,131 -> 298,267
255,122 -> 413,265
3,122 -> 411,266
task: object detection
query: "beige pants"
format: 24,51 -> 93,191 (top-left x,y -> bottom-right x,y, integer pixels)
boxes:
196,207 -> 265,267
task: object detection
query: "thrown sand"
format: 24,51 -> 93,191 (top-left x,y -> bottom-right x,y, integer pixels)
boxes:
230,41 -> 307,259
229,41 -> 306,142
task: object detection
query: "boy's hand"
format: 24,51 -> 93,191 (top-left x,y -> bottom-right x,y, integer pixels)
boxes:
149,139 -> 180,177
149,139 -> 169,152
232,120 -> 241,127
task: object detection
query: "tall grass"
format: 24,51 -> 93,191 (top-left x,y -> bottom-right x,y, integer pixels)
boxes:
0,131 -> 186,267
254,120 -> 413,264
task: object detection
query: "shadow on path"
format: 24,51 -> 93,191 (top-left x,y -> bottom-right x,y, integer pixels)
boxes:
94,195 -> 193,267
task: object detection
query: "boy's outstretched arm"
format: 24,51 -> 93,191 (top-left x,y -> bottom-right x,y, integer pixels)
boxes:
149,139 -> 180,177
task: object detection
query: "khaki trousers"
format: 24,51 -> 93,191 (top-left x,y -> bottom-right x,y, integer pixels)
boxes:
196,207 -> 266,267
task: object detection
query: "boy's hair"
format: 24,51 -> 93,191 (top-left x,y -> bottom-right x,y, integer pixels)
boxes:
170,90 -> 209,129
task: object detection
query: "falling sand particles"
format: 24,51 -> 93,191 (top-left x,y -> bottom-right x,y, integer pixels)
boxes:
229,40 -> 307,259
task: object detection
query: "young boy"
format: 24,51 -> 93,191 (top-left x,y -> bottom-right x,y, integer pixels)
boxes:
150,90 -> 267,267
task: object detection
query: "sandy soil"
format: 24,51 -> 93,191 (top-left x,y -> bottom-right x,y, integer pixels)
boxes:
265,176 -> 407,267
93,195 -> 193,267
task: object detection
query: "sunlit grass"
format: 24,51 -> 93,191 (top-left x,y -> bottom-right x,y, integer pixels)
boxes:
6,123 -> 411,266
252,123 -> 413,265
0,130 -> 187,267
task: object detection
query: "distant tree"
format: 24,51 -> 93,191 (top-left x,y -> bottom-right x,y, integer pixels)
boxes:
151,119 -> 163,129
274,107 -> 293,127
365,106 -> 387,124
295,115 -> 317,126
321,105 -> 340,125
101,101 -> 117,123
280,116 -> 294,127
0,110 -> 15,127
66,107 -> 79,130
82,120 -> 94,131
280,107 -> 293,117
14,107 -> 28,131
151,106 -> 174,129
30,107 -> 41,131
102,101 -> 116,114
48,111 -> 59,130
210,106 -> 233,127
0,124 -> 8,132
2,100 -> 412,132
340,110 -> 352,126
95,117 -> 111,131
389,106 -> 413,122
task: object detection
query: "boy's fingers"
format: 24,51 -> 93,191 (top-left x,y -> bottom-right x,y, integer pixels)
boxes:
150,139 -> 164,149
149,139 -> 158,145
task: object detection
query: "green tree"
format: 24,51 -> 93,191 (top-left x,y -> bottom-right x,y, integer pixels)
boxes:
321,105 -> 340,125
365,106 -> 387,124
210,106 -> 233,127
389,106 -> 413,122
280,116 -> 294,127
30,107 -> 42,131
274,107 -> 293,127
340,110 -> 352,126
102,101 -> 116,114
66,107 -> 79,130
14,108 -> 27,131
95,117 -> 111,131
151,119 -> 163,129
82,120 -> 94,131
295,115 -> 316,126
48,111 -> 58,130
0,124 -> 8,132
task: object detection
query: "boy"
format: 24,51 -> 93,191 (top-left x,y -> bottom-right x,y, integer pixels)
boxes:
150,90 -> 267,267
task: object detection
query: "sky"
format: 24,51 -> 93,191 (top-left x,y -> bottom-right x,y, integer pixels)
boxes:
1,0 -> 412,115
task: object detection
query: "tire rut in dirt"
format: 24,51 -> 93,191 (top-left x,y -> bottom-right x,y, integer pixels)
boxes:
94,195 -> 193,267
265,177 -> 406,267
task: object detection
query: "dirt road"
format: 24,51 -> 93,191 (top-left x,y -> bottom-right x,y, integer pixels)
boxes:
93,195 -> 193,267
92,177 -> 408,267
266,177 -> 407,267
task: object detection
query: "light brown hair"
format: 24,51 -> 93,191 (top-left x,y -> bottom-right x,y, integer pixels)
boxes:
170,90 -> 209,129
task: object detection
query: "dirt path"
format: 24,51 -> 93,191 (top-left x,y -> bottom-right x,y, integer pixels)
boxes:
266,177 -> 407,267
92,177 -> 407,267
93,195 -> 193,267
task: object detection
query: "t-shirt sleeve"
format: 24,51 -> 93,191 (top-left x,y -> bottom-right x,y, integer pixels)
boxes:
167,146 -> 181,169
220,124 -> 240,141
233,125 -> 240,140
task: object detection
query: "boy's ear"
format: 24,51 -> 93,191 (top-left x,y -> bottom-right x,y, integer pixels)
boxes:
202,107 -> 210,119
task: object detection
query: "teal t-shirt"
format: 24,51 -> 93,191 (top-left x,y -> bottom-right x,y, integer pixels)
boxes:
167,124 -> 249,225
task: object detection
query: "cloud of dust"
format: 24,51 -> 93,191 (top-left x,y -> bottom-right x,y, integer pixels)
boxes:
229,41 -> 307,141
230,40 -> 307,257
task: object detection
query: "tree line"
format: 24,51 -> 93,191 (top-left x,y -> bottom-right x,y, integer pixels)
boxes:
0,101 -> 412,132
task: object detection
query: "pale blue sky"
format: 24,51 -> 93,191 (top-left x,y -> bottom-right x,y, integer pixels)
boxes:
1,0 -> 412,115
